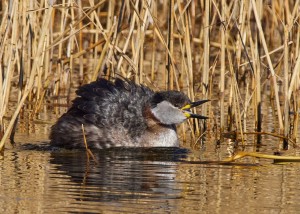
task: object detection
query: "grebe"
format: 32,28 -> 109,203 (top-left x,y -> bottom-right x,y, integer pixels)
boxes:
50,78 -> 208,149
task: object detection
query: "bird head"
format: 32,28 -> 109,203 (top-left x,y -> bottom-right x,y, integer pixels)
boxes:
149,91 -> 209,125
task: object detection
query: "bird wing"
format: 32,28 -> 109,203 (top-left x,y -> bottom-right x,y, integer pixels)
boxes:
69,78 -> 154,138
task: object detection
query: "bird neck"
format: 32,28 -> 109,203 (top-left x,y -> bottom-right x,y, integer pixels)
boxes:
141,105 -> 179,147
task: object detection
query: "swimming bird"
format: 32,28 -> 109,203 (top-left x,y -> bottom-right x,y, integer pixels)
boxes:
50,78 -> 209,149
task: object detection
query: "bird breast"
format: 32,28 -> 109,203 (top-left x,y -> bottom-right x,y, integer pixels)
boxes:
139,125 -> 179,147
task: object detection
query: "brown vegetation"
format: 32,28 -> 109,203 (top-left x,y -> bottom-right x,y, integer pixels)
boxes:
0,0 -> 300,151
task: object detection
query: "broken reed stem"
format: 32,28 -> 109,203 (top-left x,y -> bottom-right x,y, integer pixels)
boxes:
81,124 -> 97,163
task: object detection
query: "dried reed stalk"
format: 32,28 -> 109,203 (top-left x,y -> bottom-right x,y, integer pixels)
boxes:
219,0 -> 226,139
202,0 -> 210,121
283,25 -> 289,149
251,0 -> 283,131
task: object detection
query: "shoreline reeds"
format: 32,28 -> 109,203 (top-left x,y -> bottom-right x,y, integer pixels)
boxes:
0,0 -> 300,153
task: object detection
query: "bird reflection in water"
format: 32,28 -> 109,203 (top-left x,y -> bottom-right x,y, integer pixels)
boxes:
50,147 -> 188,202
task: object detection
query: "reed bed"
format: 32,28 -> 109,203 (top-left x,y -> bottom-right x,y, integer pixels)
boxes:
0,0 -> 300,153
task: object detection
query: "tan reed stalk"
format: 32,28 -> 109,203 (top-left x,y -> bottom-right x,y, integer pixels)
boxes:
133,0 -> 152,83
167,0 -> 174,90
48,1 -> 106,52
202,0 -> 210,119
77,0 -> 84,82
104,18 -> 119,78
151,1 -> 157,81
107,0 -> 114,30
132,0 -> 144,82
173,1 -> 187,87
283,24 -> 289,149
145,1 -> 180,90
34,1 -> 47,104
53,0 -> 67,115
178,50 -> 187,142
1,0 -> 300,152
246,18 -> 261,145
254,0 -> 262,145
184,12 -> 199,137
10,1 -> 23,142
183,11 -> 193,98
244,82 -> 249,134
292,92 -> 299,143
117,0 -> 139,77
234,0 -> 246,68
254,39 -> 262,144
0,2 -> 54,149
220,0 -> 226,138
0,88 -> 31,151
227,49 -> 245,145
251,0 -> 283,131
0,2 -> 10,61
68,0 -> 76,84
0,1 -> 17,126
239,42 -> 293,67
139,35 -> 145,84
233,75 -> 245,146
91,4 -> 99,79
292,11 -> 300,143
288,52 -> 300,100
92,23 -> 116,81
44,10 -> 51,85
172,3 -> 189,142
288,52 -> 300,99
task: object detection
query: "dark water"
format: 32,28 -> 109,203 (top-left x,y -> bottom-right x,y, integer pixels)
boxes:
1,138 -> 300,213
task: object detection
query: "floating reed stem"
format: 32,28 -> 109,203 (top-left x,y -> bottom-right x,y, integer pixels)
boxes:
224,151 -> 300,162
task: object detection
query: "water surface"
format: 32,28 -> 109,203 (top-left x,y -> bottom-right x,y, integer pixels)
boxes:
1,138 -> 300,213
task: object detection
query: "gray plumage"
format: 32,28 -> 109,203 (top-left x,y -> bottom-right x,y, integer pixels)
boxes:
50,78 -> 207,149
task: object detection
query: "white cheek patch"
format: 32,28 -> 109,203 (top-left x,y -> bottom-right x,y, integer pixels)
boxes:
151,101 -> 187,124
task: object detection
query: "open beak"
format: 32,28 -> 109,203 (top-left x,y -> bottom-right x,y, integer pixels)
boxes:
181,100 -> 210,119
